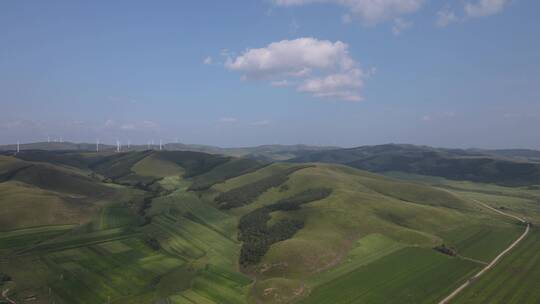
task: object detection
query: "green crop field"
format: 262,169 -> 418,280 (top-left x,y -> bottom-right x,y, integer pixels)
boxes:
453,229 -> 540,304
300,247 -> 480,304
440,223 -> 523,262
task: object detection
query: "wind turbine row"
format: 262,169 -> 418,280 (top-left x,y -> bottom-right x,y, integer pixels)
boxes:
92,139 -> 167,153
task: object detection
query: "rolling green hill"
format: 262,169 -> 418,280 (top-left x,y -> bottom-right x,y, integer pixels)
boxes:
290,144 -> 540,186
1,150 -> 538,304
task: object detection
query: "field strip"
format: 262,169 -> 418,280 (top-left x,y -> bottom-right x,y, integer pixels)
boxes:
456,255 -> 487,265
14,232 -> 140,256
438,198 -> 530,304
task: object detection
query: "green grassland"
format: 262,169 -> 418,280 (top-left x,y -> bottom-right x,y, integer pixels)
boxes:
1,151 -> 539,304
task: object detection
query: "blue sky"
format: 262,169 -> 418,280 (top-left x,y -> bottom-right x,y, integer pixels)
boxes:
1,0 -> 539,148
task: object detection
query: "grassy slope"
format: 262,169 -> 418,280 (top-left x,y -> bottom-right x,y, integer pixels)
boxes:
131,153 -> 185,178
0,151 -> 255,304
206,163 -> 522,303
0,155 -> 142,231
0,181 -> 95,231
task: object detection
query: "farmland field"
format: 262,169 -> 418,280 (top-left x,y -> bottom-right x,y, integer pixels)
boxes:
300,247 -> 480,304
452,229 -> 540,303
440,223 -> 524,262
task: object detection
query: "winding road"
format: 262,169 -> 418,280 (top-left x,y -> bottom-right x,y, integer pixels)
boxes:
438,199 -> 531,304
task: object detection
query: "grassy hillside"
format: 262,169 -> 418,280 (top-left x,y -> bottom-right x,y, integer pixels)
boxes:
290,144 -> 540,186
1,151 -> 538,304
0,155 -> 141,231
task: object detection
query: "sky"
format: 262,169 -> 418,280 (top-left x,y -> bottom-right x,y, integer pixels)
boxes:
1,0 -> 539,149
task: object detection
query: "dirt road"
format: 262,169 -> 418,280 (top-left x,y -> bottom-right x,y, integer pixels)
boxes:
438,199 -> 530,304
1,288 -> 16,304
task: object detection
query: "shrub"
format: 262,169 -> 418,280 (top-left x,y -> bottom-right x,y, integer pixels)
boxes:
144,237 -> 161,251
433,244 -> 457,256
0,273 -> 11,283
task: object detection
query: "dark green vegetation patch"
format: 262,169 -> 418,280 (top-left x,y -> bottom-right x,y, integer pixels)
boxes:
189,158 -> 265,191
155,151 -> 229,178
238,188 -> 332,266
215,165 -> 310,209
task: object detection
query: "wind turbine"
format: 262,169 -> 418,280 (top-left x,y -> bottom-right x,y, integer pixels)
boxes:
159,139 -> 163,151
17,140 -> 20,153
116,139 -> 121,153
96,139 -> 100,152
127,140 -> 131,150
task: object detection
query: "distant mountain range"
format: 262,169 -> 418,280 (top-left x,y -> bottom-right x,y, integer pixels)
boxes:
0,141 -> 337,161
290,144 -> 540,186
2,141 -> 540,186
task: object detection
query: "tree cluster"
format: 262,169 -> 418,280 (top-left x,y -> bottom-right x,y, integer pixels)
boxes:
433,244 -> 457,256
144,236 -> 161,251
0,273 -> 11,283
215,166 -> 309,209
238,188 -> 332,266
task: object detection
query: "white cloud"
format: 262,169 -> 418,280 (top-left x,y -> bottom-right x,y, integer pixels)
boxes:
270,80 -> 291,87
120,123 -> 136,130
219,117 -> 238,123
251,120 -> 271,126
436,7 -> 457,27
341,13 -> 353,23
273,0 -> 424,25
225,38 -> 354,79
203,56 -> 213,65
392,18 -> 412,35
104,119 -> 116,128
465,0 -> 508,17
289,19 -> 300,34
298,69 -> 364,101
225,37 -> 368,101
0,119 -> 43,130
111,120 -> 160,132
